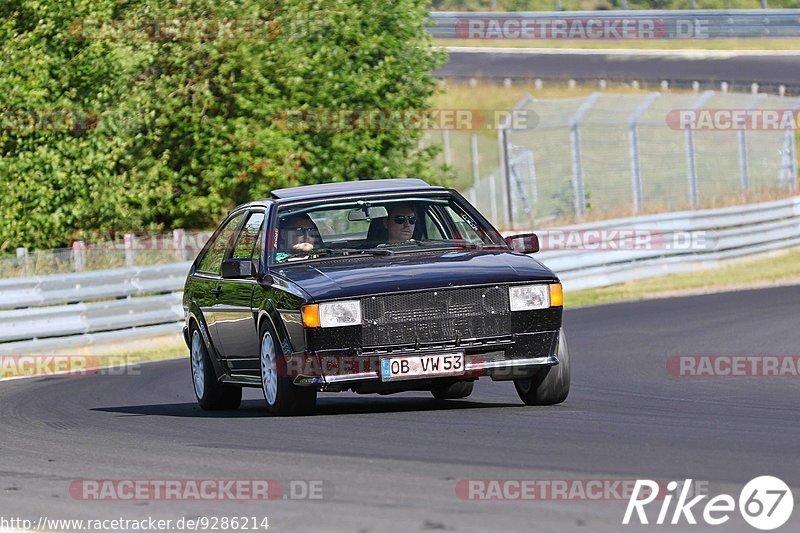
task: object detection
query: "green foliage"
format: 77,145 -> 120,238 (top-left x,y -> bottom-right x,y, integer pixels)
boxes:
0,0 -> 446,249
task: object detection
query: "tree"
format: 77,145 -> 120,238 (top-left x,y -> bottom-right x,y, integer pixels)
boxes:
0,0 -> 446,249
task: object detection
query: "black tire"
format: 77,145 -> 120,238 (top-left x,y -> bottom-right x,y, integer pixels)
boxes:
189,327 -> 242,410
514,329 -> 570,406
431,381 -> 474,400
259,323 -> 317,416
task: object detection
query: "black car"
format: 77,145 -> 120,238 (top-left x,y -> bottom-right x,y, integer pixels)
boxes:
183,178 -> 569,415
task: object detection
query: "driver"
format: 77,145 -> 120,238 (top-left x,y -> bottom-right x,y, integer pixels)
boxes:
276,213 -> 321,262
383,204 -> 417,243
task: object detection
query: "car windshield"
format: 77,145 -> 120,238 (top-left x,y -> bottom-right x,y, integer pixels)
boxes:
271,194 -> 507,264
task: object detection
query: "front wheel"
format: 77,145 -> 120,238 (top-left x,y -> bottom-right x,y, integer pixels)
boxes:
514,329 -> 570,406
260,325 -> 317,416
190,327 -> 242,410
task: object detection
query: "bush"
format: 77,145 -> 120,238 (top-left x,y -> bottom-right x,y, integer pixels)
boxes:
0,0 -> 446,249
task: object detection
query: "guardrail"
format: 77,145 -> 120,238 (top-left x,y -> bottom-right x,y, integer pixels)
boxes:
1,195 -> 798,353
529,196 -> 800,290
428,10 -> 800,39
0,263 -> 189,354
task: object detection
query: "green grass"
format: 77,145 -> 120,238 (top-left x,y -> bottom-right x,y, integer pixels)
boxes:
0,334 -> 187,379
566,246 -> 800,307
436,38 -> 800,51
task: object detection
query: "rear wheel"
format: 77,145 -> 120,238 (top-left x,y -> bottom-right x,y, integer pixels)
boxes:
190,327 -> 242,410
260,324 -> 316,416
514,329 -> 570,406
431,381 -> 474,400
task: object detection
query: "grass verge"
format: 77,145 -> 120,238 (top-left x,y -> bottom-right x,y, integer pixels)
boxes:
0,333 -> 187,379
566,246 -> 800,307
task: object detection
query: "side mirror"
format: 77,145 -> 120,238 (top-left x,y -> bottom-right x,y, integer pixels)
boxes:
221,258 -> 259,279
505,233 -> 539,254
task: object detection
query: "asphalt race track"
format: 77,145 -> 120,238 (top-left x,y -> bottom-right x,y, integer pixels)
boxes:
438,49 -> 800,89
1,285 -> 799,532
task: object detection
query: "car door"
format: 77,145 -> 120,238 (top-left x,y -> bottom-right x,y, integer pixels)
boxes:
213,209 -> 266,373
192,210 -> 247,358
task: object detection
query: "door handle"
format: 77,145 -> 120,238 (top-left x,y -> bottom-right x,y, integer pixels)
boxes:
211,285 -> 223,298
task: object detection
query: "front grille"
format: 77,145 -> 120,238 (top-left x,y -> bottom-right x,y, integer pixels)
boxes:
361,286 -> 510,347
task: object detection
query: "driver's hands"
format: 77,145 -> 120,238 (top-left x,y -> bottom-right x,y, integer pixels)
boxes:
291,242 -> 314,253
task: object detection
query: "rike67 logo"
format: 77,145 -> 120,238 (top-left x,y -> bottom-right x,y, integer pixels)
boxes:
624,477 -> 794,530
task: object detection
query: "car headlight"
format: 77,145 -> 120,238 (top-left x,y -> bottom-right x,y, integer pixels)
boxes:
509,284 -> 562,311
302,301 -> 362,328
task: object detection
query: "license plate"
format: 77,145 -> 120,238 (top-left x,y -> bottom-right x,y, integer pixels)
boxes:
380,353 -> 465,382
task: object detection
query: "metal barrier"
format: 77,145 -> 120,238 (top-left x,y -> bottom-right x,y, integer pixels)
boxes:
529,195 -> 800,290
0,263 -> 189,354
428,10 -> 800,40
0,196 -> 798,352
0,262 -> 190,308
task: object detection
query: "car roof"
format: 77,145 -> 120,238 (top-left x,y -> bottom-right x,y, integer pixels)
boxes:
267,178 -> 443,202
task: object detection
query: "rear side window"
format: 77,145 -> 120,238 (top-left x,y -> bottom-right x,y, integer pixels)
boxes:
197,212 -> 246,274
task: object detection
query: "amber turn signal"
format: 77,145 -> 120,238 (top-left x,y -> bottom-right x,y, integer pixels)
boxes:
301,304 -> 321,328
549,283 -> 563,307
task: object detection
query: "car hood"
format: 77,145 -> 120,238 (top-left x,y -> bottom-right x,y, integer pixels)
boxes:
272,250 -> 558,301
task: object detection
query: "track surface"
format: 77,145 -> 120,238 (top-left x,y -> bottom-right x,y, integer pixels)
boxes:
438,49 -> 800,88
1,286 -> 799,532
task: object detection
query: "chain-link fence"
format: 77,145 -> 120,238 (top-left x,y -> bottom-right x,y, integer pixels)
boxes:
427,90 -> 799,229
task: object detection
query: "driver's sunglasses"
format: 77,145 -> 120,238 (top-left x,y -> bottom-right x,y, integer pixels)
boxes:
284,227 -> 319,237
391,216 -> 417,225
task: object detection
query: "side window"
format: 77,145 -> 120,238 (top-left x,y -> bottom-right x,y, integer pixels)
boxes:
197,212 -> 246,274
232,212 -> 265,260
444,206 -> 483,243
423,206 -> 446,240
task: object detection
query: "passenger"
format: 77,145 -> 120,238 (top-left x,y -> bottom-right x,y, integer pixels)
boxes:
383,204 -> 417,243
276,213 -> 321,262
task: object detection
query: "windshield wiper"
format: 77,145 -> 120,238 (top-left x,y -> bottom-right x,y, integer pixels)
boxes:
313,247 -> 394,257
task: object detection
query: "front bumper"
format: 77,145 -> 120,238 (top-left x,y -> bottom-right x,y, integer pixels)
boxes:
292,353 -> 560,387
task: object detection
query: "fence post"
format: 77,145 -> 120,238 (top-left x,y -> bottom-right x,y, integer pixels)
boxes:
501,128 -> 514,229
16,247 -> 29,277
124,233 -> 136,266
442,129 -> 452,166
789,97 -> 800,193
627,93 -> 659,215
72,240 -> 86,272
173,228 -> 186,262
527,149 -> 538,205
489,173 -> 499,226
738,95 -> 766,193
685,91 -> 715,209
470,134 -> 480,207
497,127 -> 509,229
568,93 -> 602,218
